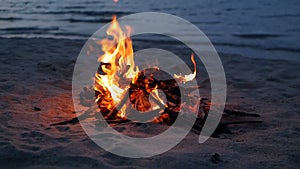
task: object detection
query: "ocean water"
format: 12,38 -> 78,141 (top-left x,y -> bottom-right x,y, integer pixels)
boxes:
0,0 -> 299,61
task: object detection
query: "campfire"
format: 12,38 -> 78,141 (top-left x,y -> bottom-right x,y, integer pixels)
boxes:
52,16 -> 261,136
93,16 -> 200,125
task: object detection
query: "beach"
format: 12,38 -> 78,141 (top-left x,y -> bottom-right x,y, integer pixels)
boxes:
0,37 -> 299,168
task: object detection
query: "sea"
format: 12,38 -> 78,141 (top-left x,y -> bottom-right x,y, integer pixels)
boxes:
0,0 -> 299,62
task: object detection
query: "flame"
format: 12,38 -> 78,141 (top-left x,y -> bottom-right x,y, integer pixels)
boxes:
94,16 -> 197,119
174,53 -> 197,84
95,15 -> 139,118
151,85 -> 166,107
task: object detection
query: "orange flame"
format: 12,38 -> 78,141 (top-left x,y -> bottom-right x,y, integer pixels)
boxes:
94,16 -> 197,119
173,53 -> 197,83
95,16 -> 139,118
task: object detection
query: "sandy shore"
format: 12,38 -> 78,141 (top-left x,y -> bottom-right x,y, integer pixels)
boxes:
0,38 -> 299,168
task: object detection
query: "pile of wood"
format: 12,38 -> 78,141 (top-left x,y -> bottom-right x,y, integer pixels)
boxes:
51,68 -> 261,136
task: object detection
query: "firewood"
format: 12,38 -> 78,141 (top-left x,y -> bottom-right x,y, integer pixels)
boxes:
105,119 -> 131,124
126,108 -> 162,123
105,88 -> 129,119
149,93 -> 166,109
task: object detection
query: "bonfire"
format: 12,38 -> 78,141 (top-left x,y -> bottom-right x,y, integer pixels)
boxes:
93,16 -> 200,124
52,16 -> 261,136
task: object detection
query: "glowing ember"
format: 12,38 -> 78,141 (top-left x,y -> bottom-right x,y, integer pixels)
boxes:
94,16 -> 197,120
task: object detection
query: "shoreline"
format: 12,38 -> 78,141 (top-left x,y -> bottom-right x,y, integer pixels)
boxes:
1,37 -> 299,63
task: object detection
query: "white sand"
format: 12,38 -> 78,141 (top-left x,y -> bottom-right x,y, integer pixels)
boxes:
0,38 -> 299,168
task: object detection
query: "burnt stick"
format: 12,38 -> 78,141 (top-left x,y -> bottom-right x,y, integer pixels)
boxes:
106,88 -> 130,119
149,92 -> 166,109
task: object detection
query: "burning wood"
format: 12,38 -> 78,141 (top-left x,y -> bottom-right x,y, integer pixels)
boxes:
51,16 -> 261,136
93,16 -> 199,121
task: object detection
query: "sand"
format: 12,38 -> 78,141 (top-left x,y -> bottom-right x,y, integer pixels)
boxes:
0,38 -> 299,168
